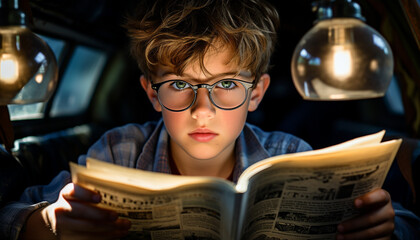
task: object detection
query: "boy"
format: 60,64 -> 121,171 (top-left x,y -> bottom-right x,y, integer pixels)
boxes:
1,0 -> 419,239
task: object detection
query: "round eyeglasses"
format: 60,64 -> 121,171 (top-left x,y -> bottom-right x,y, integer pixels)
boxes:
151,79 -> 256,112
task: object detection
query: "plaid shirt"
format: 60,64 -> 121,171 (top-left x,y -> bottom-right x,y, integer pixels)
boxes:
1,119 -> 419,239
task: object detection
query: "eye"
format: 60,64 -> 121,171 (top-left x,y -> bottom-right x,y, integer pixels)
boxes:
171,81 -> 189,90
217,80 -> 236,89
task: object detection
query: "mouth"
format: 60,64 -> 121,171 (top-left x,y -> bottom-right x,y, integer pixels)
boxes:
188,129 -> 218,142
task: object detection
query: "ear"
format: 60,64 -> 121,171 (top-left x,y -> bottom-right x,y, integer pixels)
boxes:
140,75 -> 162,112
248,73 -> 270,112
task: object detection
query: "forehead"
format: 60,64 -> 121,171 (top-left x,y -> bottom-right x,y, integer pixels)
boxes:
155,45 -> 252,81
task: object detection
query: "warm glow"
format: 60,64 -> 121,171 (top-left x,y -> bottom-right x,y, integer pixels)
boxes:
332,46 -> 352,79
35,73 -> 43,83
0,54 -> 19,83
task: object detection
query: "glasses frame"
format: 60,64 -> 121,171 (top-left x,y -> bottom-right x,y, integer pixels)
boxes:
151,78 -> 256,112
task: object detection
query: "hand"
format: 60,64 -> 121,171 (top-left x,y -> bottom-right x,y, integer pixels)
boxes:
41,183 -> 131,240
336,188 -> 395,240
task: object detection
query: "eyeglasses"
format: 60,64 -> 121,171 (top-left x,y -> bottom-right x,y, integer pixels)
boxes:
151,79 -> 256,112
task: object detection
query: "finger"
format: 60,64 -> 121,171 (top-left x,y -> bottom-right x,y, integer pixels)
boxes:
338,201 -> 394,232
55,200 -> 119,221
62,183 -> 101,203
355,189 -> 391,210
336,219 -> 394,240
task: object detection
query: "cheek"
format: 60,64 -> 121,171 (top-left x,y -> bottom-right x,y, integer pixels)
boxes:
161,110 -> 188,137
219,107 -> 248,136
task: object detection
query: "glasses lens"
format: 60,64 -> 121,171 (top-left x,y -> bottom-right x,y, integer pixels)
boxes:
157,81 -> 195,111
212,80 -> 247,109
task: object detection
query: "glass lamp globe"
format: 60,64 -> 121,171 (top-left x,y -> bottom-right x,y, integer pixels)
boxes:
291,18 -> 394,100
0,26 -> 58,104
0,0 -> 58,105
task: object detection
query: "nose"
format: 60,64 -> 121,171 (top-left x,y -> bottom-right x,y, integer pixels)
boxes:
191,88 -> 215,121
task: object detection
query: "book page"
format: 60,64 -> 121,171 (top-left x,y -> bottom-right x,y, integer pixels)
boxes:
237,130 -> 387,192
71,162 -> 238,240
236,136 -> 401,240
85,158 -> 237,192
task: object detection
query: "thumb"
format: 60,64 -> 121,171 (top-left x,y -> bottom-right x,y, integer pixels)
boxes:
62,183 -> 101,203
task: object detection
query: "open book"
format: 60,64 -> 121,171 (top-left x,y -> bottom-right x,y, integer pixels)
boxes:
70,131 -> 402,240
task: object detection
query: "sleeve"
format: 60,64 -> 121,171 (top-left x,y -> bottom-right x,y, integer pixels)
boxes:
292,136 -> 312,153
0,171 -> 71,240
393,202 -> 420,239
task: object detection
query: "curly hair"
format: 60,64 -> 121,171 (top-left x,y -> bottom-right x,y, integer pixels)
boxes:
124,0 -> 279,80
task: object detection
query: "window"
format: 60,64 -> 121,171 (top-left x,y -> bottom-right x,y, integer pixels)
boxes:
384,76 -> 404,116
50,46 -> 107,117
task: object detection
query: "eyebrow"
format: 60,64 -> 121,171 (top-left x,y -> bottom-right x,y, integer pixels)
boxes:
160,70 -> 252,80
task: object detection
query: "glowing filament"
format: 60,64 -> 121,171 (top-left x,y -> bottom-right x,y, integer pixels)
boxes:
332,47 -> 352,79
0,54 -> 19,83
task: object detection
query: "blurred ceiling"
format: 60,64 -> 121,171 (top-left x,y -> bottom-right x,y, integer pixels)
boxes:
29,0 -> 139,46
26,0 -> 418,68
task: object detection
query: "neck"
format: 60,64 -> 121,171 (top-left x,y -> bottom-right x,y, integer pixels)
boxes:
169,139 -> 235,179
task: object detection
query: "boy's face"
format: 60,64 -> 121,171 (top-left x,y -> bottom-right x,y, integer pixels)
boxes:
141,46 -> 270,162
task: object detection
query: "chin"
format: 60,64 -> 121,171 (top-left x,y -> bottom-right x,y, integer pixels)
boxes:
188,152 -> 219,161
185,147 -> 223,160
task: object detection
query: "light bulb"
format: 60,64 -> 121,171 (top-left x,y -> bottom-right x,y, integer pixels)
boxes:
0,0 -> 58,105
291,1 -> 394,100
